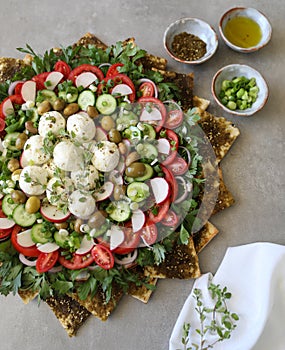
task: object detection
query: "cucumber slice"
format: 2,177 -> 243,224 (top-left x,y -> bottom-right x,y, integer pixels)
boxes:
108,201 -> 131,222
54,230 -> 69,248
96,94 -> 117,115
2,194 -> 19,216
3,132 -> 20,151
78,90 -> 95,111
122,126 -> 142,141
136,142 -> 158,159
135,164 -> 154,181
116,111 -> 138,128
58,86 -> 79,103
12,205 -> 37,227
36,89 -> 57,104
31,223 -> 51,244
127,182 -> 150,203
140,123 -> 156,139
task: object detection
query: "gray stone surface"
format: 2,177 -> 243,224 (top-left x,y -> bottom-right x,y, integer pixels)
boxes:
0,0 -> 284,349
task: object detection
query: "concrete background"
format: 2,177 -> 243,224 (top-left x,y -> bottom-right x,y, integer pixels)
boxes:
0,0 -> 284,349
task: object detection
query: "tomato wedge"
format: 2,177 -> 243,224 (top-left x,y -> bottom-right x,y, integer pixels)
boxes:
54,60 -> 71,79
91,244 -> 114,270
58,252 -> 94,270
138,82 -> 154,97
167,156 -> 189,175
32,72 -> 50,90
0,118 -> 6,132
164,109 -> 184,129
68,64 -> 104,83
112,224 -> 141,255
138,221 -> 158,245
98,73 -> 136,102
148,197 -> 171,224
161,129 -> 179,165
106,63 -> 124,77
161,210 -> 179,227
0,94 -> 25,118
14,82 -> 24,95
11,225 -> 40,257
36,251 -> 59,273
161,165 -> 179,202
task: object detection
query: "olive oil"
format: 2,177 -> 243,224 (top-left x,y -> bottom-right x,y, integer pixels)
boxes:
224,16 -> 262,48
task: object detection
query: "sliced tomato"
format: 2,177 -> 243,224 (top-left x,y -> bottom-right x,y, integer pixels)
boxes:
112,224 -> 141,255
167,156 -> 189,175
36,251 -> 59,273
0,95 -> 24,119
68,64 -> 104,84
0,118 -> 6,132
32,72 -> 50,90
0,228 -> 13,240
138,221 -> 158,245
161,129 -> 179,165
161,165 -> 179,202
14,82 -> 24,95
91,244 -> 114,270
161,210 -> 179,227
138,96 -> 167,132
58,252 -> 94,270
164,109 -> 184,129
138,82 -> 154,97
11,225 -> 40,257
148,197 -> 171,224
98,73 -> 136,102
54,60 -> 71,79
106,63 -> 124,77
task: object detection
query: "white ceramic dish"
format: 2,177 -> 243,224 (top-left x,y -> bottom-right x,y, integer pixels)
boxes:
211,64 -> 269,116
163,17 -> 218,65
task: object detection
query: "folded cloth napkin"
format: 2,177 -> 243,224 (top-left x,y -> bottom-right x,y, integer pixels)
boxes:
169,242 -> 285,350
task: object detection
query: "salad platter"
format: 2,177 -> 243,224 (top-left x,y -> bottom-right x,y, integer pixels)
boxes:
0,33 -> 239,336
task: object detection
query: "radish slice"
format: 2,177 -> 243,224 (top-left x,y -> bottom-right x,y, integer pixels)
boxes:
150,177 -> 170,204
94,181 -> 114,201
8,80 -> 24,96
2,98 -> 14,117
109,170 -> 123,185
37,242 -> 60,253
76,235 -> 95,255
45,71 -> 64,90
20,152 -> 29,168
116,156 -> 126,174
95,127 -> 108,142
140,107 -> 162,121
0,218 -> 15,230
40,204 -> 71,223
111,84 -> 133,96
21,80 -> 36,102
131,209 -> 145,232
17,229 -> 35,247
75,72 -> 98,88
109,225 -> 125,251
19,254 -> 37,267
157,138 -> 170,155
137,78 -> 158,98
114,249 -> 138,265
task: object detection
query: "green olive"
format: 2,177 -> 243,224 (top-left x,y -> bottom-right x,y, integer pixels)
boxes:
52,98 -> 66,111
7,158 -> 20,172
37,100 -> 51,115
125,162 -> 146,178
100,115 -> 115,131
25,121 -> 38,134
87,105 -> 99,118
113,185 -> 126,201
54,222 -> 69,230
25,196 -> 41,214
108,129 -> 122,144
64,103 -> 79,116
15,133 -> 28,150
11,190 -> 27,204
88,210 -> 107,229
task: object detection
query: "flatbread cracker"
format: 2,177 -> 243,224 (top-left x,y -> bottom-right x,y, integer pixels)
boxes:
193,221 -> 219,254
212,167 -> 235,215
193,96 -> 210,111
18,289 -> 38,304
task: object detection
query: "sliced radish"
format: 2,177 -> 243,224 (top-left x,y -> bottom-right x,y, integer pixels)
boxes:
95,127 -> 108,142
131,209 -> 145,232
109,225 -> 125,251
0,218 -> 15,230
45,71 -> 64,90
116,156 -> 126,174
140,107 -> 162,121
16,229 -> 34,248
21,80 -> 36,102
150,177 -> 170,204
76,235 -> 95,255
40,204 -> 71,223
157,138 -> 170,155
75,72 -> 98,88
111,84 -> 133,96
37,242 -> 60,253
109,170 -> 123,185
2,98 -> 14,117
94,181 -> 114,201
20,152 -> 29,168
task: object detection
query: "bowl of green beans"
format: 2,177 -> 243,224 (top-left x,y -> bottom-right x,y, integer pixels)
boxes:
211,64 -> 269,116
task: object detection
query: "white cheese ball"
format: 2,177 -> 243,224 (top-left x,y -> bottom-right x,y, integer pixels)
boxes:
92,141 -> 120,172
53,141 -> 84,172
68,190 -> 96,219
19,165 -> 48,196
71,165 -> 99,191
66,113 -> 96,143
23,135 -> 50,165
46,177 -> 74,206
38,111 -> 66,137
42,160 -> 65,179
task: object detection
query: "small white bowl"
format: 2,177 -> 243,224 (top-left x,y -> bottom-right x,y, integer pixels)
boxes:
219,7 -> 272,53
163,17 -> 218,65
211,64 -> 269,116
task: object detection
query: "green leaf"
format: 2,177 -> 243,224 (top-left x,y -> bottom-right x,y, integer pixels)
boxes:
179,224 -> 190,245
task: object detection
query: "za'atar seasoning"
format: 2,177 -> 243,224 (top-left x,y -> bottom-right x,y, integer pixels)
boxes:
171,32 -> 206,61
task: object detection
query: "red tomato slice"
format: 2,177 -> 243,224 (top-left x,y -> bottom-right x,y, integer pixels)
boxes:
112,224 -> 141,255
161,129 -> 179,165
11,225 -> 40,257
91,244 -> 114,270
54,60 -> 71,79
161,210 -> 179,227
167,156 -> 189,175
36,251 -> 59,273
106,63 -> 124,77
68,64 -> 104,83
138,96 -> 167,132
14,82 -> 24,95
0,228 -> 13,241
161,165 -> 179,202
58,252 -> 94,270
138,82 -> 154,97
164,109 -> 184,129
139,222 -> 158,245
148,197 -> 171,224
0,118 -> 6,132
32,72 -> 50,90
98,73 -> 136,102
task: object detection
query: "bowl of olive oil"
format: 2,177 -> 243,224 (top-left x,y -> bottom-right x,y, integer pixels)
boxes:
219,7 -> 272,53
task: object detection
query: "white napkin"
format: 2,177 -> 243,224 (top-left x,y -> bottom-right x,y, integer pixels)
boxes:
169,242 -> 285,350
